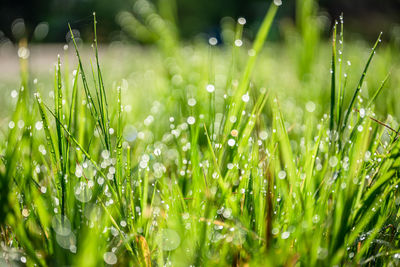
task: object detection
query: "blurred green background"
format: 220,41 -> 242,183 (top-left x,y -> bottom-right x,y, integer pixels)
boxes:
1,0 -> 400,44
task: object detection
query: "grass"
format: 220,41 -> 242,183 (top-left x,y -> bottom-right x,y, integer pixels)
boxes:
1,1 -> 400,266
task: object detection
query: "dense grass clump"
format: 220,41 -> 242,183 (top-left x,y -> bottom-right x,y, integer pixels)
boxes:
1,2 -> 400,266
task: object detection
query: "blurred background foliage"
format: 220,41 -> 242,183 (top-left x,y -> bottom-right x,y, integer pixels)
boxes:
1,0 -> 400,44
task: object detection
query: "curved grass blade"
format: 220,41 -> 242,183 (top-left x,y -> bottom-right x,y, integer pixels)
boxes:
341,32 -> 383,131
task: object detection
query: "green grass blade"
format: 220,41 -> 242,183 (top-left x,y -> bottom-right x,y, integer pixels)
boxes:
341,32 -> 383,131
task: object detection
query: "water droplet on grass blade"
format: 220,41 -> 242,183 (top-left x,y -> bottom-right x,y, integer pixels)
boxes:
248,49 -> 256,57
187,116 -> 195,125
139,159 -> 148,168
70,245 -> 77,253
228,139 -> 236,147
144,115 -> 154,126
238,17 -> 246,25
52,215 -> 71,236
101,150 -> 110,159
161,229 -> 181,251
104,252 -> 117,265
18,120 -> 24,129
22,208 -> 29,217
234,39 -> 243,47
259,131 -> 268,140
241,93 -> 250,102
274,0 -> 282,6
208,37 -> 218,46
317,247 -> 328,259
123,125 -> 137,142
329,156 -> 338,167
305,101 -> 316,113
206,84 -> 215,93
74,182 -> 92,202
56,232 -> 76,250
8,121 -> 15,129
281,231 -> 290,239
359,108 -> 365,118
17,47 -> 30,59
154,148 -> 161,156
312,215 -> 320,223
223,208 -> 232,218
188,98 -> 196,106
84,203 -> 102,221
35,121 -> 43,130
11,90 -> 18,98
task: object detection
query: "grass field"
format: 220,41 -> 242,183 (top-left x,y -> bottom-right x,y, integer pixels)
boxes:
1,1 -> 400,266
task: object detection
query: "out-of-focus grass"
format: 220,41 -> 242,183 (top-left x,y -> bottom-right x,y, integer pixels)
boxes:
1,1 -> 400,266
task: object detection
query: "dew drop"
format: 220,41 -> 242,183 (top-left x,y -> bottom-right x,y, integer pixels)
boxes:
103,252 -> 117,265
234,39 -> 243,47
161,229 -> 181,251
231,129 -> 238,137
74,182 -> 92,202
56,232 -> 76,250
123,125 -> 137,142
329,156 -> 338,167
359,108 -> 365,118
259,131 -> 268,140
97,177 -> 105,185
206,84 -> 215,93
22,208 -> 29,217
227,139 -> 236,147
208,37 -> 218,46
52,215 -> 71,236
241,93 -> 250,102
281,231 -> 290,239
8,121 -> 15,129
188,98 -> 196,106
238,17 -> 246,25
11,90 -> 18,98
187,116 -> 196,125
248,49 -> 256,57
305,101 -> 316,113
18,120 -> 24,129
35,121 -> 43,130
18,47 -> 30,59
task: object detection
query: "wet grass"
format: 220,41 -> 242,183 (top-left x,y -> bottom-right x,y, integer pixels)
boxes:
1,1 -> 400,266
